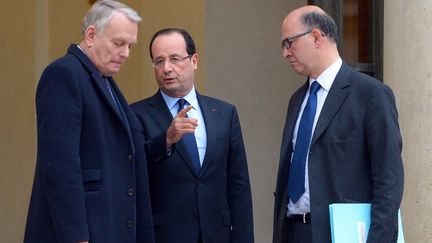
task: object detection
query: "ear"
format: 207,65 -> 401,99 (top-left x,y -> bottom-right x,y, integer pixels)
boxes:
191,53 -> 198,70
84,26 -> 97,47
311,29 -> 323,48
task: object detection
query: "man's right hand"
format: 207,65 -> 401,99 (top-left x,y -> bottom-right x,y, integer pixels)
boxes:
166,105 -> 198,148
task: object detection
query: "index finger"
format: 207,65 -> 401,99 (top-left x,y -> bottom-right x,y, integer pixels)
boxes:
176,105 -> 193,118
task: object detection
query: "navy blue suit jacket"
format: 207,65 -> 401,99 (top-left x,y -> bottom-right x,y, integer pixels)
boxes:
273,63 -> 404,243
24,44 -> 154,243
131,91 -> 254,243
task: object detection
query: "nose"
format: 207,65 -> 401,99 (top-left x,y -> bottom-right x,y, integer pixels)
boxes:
119,46 -> 130,59
162,61 -> 174,72
282,47 -> 291,59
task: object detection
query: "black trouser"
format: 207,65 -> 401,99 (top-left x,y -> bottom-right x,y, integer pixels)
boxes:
285,216 -> 312,243
197,230 -> 203,243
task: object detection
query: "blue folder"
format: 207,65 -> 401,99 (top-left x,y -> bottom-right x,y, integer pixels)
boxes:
329,203 -> 404,243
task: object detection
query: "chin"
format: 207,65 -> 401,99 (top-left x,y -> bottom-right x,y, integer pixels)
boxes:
164,86 -> 184,97
291,66 -> 305,75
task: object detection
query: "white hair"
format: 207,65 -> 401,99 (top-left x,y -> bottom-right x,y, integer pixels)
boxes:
81,0 -> 142,36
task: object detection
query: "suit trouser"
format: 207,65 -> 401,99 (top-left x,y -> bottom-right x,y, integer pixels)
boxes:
197,229 -> 202,243
284,217 -> 312,243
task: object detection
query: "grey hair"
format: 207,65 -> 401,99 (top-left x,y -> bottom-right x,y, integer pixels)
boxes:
301,11 -> 338,44
81,0 -> 142,36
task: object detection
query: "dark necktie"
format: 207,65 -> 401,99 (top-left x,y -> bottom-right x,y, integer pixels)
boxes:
105,78 -> 134,153
177,98 -> 201,173
288,81 -> 321,203
105,78 -> 121,115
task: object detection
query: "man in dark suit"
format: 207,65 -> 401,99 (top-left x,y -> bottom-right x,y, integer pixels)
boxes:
273,5 -> 404,243
131,28 -> 254,243
24,1 -> 154,243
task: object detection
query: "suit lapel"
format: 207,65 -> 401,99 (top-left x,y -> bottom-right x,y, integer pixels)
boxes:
146,92 -> 174,131
92,74 -> 126,125
149,92 -> 200,176
277,81 -> 308,192
280,82 -> 308,167
68,45 -> 125,125
108,78 -> 135,153
196,94 -> 217,175
311,63 -> 351,145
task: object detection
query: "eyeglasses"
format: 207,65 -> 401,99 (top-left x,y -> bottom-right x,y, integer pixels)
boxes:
281,30 -> 312,49
152,54 -> 193,69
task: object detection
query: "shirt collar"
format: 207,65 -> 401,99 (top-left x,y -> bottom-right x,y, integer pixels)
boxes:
76,45 -> 109,79
160,87 -> 198,111
76,44 -> 85,54
309,57 -> 342,91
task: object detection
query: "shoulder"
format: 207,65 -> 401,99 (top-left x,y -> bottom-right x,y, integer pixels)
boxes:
45,53 -> 79,72
339,65 -> 397,108
130,96 -> 156,110
198,94 -> 235,109
198,94 -> 241,117
336,63 -> 392,96
40,52 -> 86,86
37,53 -> 86,94
339,63 -> 383,88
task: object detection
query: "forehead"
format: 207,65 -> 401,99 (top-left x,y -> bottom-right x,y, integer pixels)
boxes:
100,11 -> 138,41
281,13 -> 304,39
151,32 -> 187,57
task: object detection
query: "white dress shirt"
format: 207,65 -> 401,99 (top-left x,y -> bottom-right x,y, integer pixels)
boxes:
160,87 -> 207,165
287,58 -> 342,215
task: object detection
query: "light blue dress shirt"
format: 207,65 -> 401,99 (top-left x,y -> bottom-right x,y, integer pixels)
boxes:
287,58 -> 342,215
160,87 -> 207,165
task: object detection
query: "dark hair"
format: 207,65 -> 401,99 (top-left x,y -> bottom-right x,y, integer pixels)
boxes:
149,28 -> 196,59
302,11 -> 338,43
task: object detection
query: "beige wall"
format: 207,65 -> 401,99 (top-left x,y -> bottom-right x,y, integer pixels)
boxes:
384,1 -> 432,242
1,1 -> 38,242
125,0 -> 206,103
0,0 -> 205,242
1,1 -> 94,242
205,0 -> 306,241
3,0 -> 430,242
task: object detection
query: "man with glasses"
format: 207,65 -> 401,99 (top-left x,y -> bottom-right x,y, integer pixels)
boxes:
273,5 -> 404,243
131,28 -> 254,243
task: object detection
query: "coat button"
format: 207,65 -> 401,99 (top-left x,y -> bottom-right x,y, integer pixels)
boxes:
127,219 -> 134,228
128,188 -> 134,197
126,154 -> 133,162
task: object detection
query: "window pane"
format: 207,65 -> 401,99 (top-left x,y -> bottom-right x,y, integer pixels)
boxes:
342,0 -> 372,63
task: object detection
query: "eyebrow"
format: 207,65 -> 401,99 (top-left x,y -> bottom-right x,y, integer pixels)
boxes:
112,37 -> 138,45
154,53 -> 187,60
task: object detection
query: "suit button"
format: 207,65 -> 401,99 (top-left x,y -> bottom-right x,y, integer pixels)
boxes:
126,154 -> 133,162
127,219 -> 134,228
128,188 -> 134,197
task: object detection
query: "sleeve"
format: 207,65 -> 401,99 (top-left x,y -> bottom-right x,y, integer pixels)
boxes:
144,132 -> 172,163
36,63 -> 90,242
227,106 -> 255,243
131,107 -> 171,163
366,84 -> 404,243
